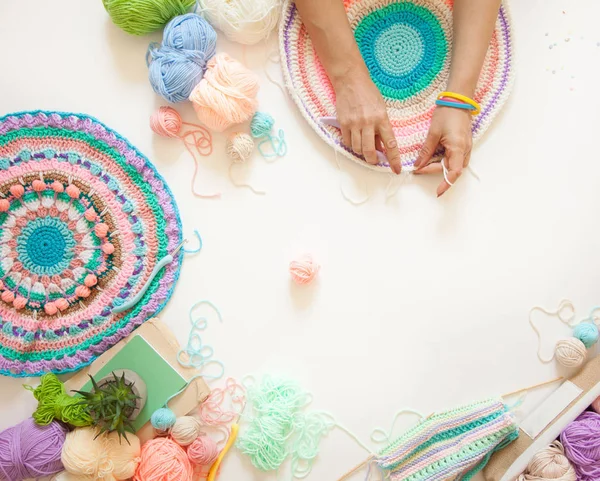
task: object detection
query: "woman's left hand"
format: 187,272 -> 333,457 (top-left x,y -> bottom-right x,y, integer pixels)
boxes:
413,106 -> 473,197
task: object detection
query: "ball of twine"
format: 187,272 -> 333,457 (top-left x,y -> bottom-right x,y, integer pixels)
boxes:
226,132 -> 254,163
573,322 -> 599,348
134,437 -> 193,481
0,418 -> 66,481
189,53 -> 259,132
151,408 -> 178,433
187,435 -> 219,466
560,411 -> 600,481
289,255 -> 320,285
150,107 -> 183,138
555,338 -> 587,368
197,0 -> 281,45
170,417 -> 202,447
102,0 -> 195,36
517,441 -> 576,481
147,14 -> 217,103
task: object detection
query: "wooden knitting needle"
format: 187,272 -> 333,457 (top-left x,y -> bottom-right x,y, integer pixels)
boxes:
335,377 -> 563,481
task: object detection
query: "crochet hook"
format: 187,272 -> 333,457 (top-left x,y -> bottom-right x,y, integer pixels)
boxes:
319,116 -> 389,163
207,408 -> 244,481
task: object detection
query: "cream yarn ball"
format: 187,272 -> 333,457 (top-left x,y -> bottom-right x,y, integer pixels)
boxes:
517,441 -> 576,481
197,0 -> 282,45
226,133 -> 254,163
170,416 -> 202,446
555,338 -> 587,368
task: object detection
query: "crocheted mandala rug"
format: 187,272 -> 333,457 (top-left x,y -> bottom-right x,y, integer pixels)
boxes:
280,0 -> 514,172
0,111 -> 182,377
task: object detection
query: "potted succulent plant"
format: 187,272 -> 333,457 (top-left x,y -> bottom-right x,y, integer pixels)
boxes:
75,369 -> 147,443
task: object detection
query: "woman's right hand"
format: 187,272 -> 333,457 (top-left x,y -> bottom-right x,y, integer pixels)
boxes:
333,67 -> 402,174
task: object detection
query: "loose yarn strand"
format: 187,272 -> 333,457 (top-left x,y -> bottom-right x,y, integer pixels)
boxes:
334,149 -> 371,205
183,230 -> 203,254
530,299 -> 577,362
228,163 -> 266,195
370,409 -> 425,445
264,46 -> 287,97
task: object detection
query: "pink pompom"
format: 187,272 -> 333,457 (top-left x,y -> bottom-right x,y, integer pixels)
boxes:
10,185 -> 24,198
65,184 -> 80,199
44,302 -> 58,316
51,181 -> 64,193
187,435 -> 219,466
84,208 -> 97,222
75,286 -> 90,298
54,298 -> 69,311
1,291 -> 15,303
32,180 -> 46,192
102,243 -> 115,255
84,274 -> 98,287
289,254 -> 320,285
150,106 -> 183,138
0,199 -> 9,212
94,223 -> 109,238
13,296 -> 27,310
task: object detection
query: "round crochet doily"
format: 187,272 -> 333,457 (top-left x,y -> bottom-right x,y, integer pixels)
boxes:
0,111 -> 182,377
280,0 -> 514,172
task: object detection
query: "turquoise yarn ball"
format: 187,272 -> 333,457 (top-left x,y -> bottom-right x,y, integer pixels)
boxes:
573,322 -> 599,348
147,13 -> 217,103
250,112 -> 274,138
151,407 -> 177,431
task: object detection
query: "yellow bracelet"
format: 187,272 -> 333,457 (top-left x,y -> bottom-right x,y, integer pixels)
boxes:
437,91 -> 481,116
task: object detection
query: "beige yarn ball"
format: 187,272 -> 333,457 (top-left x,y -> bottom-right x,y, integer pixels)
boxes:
106,431 -> 141,480
226,132 -> 254,163
555,338 -> 587,368
517,441 -> 576,481
170,416 -> 202,447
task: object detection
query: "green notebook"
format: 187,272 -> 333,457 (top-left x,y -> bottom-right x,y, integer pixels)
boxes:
80,335 -> 187,431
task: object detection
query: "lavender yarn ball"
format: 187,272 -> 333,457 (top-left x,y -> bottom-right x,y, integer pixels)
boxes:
0,418 -> 66,480
560,411 -> 600,481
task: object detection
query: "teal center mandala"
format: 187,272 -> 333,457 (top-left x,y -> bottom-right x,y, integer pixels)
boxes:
18,218 -> 75,276
354,2 -> 448,101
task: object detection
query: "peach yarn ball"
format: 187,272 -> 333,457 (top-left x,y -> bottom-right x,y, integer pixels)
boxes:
134,437 -> 193,481
189,53 -> 259,132
289,255 -> 320,285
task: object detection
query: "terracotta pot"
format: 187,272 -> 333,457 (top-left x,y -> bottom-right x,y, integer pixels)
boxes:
98,369 -> 147,421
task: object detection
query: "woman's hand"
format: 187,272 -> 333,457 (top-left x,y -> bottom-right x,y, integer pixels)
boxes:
334,68 -> 402,174
413,106 -> 473,197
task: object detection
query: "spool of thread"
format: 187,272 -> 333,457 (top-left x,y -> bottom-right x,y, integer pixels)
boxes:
170,417 -> 202,446
151,407 -> 178,433
555,338 -> 587,368
134,437 -> 193,481
187,435 -> 219,466
0,418 -> 66,481
560,411 -> 600,481
573,322 -> 599,348
61,427 -> 141,481
226,132 -> 254,163
102,0 -> 195,36
147,14 -> 217,103
517,441 -> 576,481
189,53 -> 260,132
289,255 -> 320,285
196,0 -> 281,45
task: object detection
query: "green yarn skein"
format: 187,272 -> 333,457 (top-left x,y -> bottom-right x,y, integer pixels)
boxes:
102,0 -> 195,36
25,373 -> 92,427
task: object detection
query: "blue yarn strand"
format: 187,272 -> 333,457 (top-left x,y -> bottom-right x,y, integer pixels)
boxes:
183,230 -> 203,254
258,130 -> 288,159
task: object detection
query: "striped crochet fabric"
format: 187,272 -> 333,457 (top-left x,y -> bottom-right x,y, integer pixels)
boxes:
377,398 -> 518,481
0,111 -> 182,377
280,0 -> 514,172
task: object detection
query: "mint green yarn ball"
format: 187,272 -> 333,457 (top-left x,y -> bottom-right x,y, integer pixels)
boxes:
151,407 -> 177,431
573,322 -> 599,348
102,0 -> 195,36
250,112 -> 274,138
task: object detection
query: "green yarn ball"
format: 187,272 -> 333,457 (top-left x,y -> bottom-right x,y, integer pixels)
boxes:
250,112 -> 275,139
573,322 -> 599,348
102,0 -> 196,36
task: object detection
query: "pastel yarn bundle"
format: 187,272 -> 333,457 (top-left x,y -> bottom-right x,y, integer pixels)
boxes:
189,53 -> 260,132
102,0 -> 195,35
197,0 -> 282,45
560,411 -> 600,481
530,300 -> 599,369
134,437 -> 193,481
250,112 -> 287,159
376,398 -> 519,481
60,427 -> 141,481
150,106 -> 219,198
517,441 -> 576,481
147,13 -> 217,103
0,418 -> 67,481
289,254 -> 320,285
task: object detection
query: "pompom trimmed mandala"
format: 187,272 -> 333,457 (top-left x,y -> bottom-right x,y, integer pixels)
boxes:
0,111 -> 182,377
280,0 -> 514,171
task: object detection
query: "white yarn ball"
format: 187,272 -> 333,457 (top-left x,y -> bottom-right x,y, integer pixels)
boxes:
226,132 -> 254,163
555,338 -> 587,368
171,416 -> 202,447
197,0 -> 282,45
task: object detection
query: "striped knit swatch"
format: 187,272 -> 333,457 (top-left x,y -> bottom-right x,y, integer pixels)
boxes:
0,111 -> 183,377
377,398 -> 518,481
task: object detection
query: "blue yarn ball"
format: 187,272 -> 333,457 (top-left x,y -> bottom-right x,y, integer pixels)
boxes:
151,407 -> 177,431
147,13 -> 217,103
250,112 -> 274,138
573,322 -> 599,348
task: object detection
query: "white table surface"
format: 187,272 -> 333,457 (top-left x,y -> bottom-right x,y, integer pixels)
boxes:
1,1 -> 600,480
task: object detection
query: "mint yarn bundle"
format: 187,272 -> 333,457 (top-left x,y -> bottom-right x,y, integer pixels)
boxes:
147,13 -> 217,103
102,0 -> 195,35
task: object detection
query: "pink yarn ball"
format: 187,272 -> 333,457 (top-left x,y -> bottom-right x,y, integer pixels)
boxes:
289,254 -> 320,285
150,107 -> 182,138
134,438 -> 193,481
55,298 -> 69,311
187,435 -> 219,466
189,53 -> 259,132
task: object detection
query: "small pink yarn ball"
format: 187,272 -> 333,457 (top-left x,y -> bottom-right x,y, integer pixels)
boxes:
189,53 -> 259,132
289,255 -> 320,285
150,107 -> 183,138
187,435 -> 219,466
